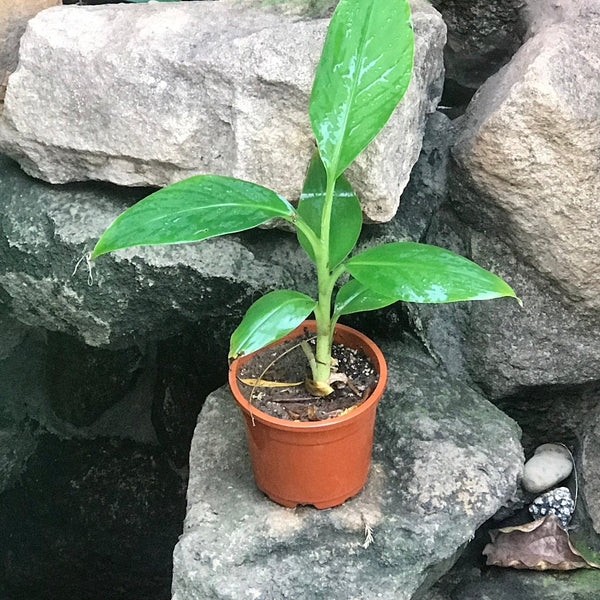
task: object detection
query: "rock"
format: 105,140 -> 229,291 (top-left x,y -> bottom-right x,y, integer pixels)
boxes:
46,331 -> 145,427
430,495 -> 600,600
430,0 -> 526,92
0,434 -> 185,599
0,308 -> 30,360
153,329 -> 229,468
451,9 -> 600,311
522,444 -> 573,494
0,325 -> 44,493
457,231 -> 600,397
529,487 -> 575,528
396,113 -> 600,398
0,0 -> 445,223
442,568 -> 600,600
0,426 -> 36,495
172,337 -> 523,600
524,0 -> 600,36
0,0 -> 59,83
0,154 -> 314,349
582,403 -> 600,535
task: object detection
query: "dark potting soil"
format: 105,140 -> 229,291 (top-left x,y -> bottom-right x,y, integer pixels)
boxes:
236,330 -> 378,421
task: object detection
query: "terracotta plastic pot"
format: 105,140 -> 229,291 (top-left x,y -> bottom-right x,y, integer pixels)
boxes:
228,320 -> 387,509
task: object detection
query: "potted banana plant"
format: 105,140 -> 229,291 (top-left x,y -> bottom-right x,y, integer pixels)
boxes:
91,0 -> 519,508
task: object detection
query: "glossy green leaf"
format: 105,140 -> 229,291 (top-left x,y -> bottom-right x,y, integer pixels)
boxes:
345,242 -> 519,303
333,278 -> 397,317
229,290 -> 317,359
309,0 -> 414,178
91,175 -> 295,259
297,150 -> 362,267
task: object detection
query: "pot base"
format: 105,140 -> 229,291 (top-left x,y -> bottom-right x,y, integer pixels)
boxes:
258,484 -> 364,509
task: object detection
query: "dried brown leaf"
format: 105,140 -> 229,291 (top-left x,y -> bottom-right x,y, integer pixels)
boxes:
328,372 -> 349,385
239,378 -> 303,388
307,405 -> 319,421
483,514 -> 600,571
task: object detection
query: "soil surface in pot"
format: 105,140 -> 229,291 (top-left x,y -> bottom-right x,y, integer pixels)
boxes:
236,330 -> 378,421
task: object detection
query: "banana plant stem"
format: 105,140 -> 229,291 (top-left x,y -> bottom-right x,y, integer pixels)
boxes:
312,173 -> 338,383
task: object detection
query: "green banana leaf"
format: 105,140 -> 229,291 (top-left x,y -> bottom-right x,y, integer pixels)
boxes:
309,0 -> 414,178
92,175 -> 295,259
345,242 -> 519,303
229,290 -> 317,359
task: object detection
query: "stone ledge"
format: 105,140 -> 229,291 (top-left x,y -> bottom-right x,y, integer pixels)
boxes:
172,338 -> 523,600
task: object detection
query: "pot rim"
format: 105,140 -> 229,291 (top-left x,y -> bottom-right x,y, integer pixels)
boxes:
228,320 -> 387,432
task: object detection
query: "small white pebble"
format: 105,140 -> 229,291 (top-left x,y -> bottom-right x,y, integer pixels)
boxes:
522,443 -> 573,493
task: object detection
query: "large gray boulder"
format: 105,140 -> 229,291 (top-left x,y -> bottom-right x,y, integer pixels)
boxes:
0,155 -> 313,349
172,338 -> 523,600
451,7 -> 600,311
370,110 -> 600,399
0,0 -> 445,223
398,6 -> 600,398
0,0 -> 59,78
414,214 -> 600,398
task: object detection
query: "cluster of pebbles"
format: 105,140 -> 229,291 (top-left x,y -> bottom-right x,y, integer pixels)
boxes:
522,443 -> 575,528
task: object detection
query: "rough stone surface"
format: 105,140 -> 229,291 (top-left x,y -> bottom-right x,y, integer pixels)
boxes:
0,0 -> 445,223
172,337 -> 523,600
0,425 -> 36,495
153,329 -> 229,468
0,434 -> 186,600
0,308 -> 30,360
0,324 -> 43,494
0,0 -> 59,78
496,382 -> 600,455
430,223 -> 600,398
582,402 -> 600,536
430,0 -> 526,91
400,113 -> 600,399
451,9 -> 600,310
0,298 -> 202,600
46,332 -> 145,427
440,569 -> 600,600
0,155 -> 314,349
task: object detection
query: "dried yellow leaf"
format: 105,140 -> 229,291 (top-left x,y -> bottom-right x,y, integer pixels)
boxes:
239,378 -> 303,388
305,378 -> 335,397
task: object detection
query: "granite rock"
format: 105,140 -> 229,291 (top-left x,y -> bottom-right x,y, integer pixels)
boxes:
0,0 -> 59,78
402,112 -> 600,398
451,8 -> 600,311
0,155 -> 314,349
528,487 -> 575,528
172,337 -> 523,600
0,0 -> 445,223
